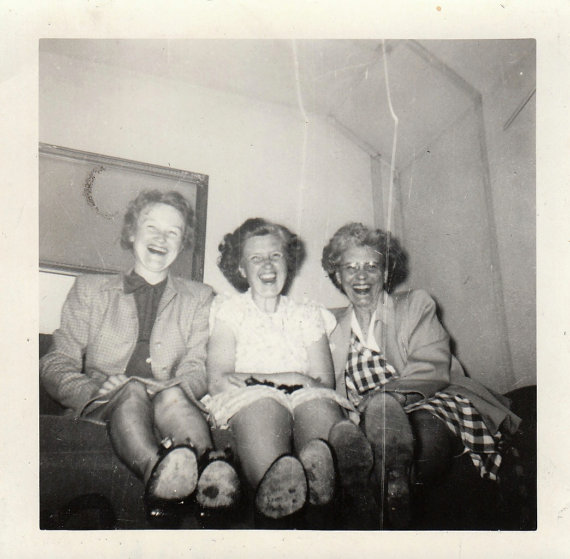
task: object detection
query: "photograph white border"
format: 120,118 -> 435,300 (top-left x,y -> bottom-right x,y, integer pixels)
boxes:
1,1 -> 568,557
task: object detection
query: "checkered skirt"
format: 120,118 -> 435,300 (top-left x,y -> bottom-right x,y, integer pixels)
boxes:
405,393 -> 502,480
345,331 -> 502,480
344,332 -> 398,407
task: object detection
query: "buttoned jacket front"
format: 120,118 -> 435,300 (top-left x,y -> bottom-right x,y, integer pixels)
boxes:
40,273 -> 213,412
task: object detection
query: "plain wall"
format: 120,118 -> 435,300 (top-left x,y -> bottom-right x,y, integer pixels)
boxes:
39,50 -> 375,332
396,50 -> 535,393
482,50 -> 536,390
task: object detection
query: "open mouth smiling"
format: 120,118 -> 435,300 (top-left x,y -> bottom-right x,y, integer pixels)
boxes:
352,285 -> 371,295
259,272 -> 277,284
147,245 -> 168,256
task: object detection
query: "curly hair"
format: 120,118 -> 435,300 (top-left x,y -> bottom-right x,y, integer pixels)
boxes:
120,190 -> 194,251
321,223 -> 408,294
218,218 -> 306,293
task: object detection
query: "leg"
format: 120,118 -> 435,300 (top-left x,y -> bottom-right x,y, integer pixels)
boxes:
106,380 -> 159,482
230,397 -> 306,519
327,414 -> 376,530
293,399 -> 343,506
153,386 -> 212,458
408,409 -> 461,483
363,391 -> 414,529
230,397 -> 293,488
293,398 -> 343,451
105,382 -> 197,527
154,386 -> 240,511
363,392 -> 414,475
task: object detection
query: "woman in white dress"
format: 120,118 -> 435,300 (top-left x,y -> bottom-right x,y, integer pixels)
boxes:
206,218 -> 371,522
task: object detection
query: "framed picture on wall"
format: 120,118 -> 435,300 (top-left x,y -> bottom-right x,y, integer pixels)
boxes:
39,143 -> 208,280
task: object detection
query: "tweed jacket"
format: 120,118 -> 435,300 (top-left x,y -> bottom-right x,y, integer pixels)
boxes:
329,289 -> 520,435
40,273 -> 214,412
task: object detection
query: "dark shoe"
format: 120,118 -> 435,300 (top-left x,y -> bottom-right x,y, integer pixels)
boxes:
196,448 -> 241,513
363,392 -> 414,480
298,439 -> 336,506
328,419 -> 377,530
363,392 -> 414,529
255,455 -> 307,520
144,443 -> 199,528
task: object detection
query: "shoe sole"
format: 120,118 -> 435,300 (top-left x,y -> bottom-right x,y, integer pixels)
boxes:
329,420 -> 374,487
148,447 -> 198,500
329,420 -> 377,527
299,439 -> 336,506
255,456 -> 307,519
363,393 -> 414,473
363,393 -> 413,529
196,460 -> 241,509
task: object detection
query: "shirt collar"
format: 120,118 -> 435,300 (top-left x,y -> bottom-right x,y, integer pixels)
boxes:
123,270 -> 167,294
350,309 -> 381,351
99,270 -> 177,295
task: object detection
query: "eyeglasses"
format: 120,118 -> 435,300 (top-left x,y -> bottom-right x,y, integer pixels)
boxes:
340,261 -> 382,275
247,252 -> 284,265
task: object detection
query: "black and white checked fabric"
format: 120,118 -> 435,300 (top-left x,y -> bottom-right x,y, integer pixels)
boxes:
344,330 -> 502,481
406,392 -> 502,480
343,331 -> 398,407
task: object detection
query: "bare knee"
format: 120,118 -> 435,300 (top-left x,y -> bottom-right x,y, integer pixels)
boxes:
107,381 -> 152,440
230,397 -> 292,443
153,386 -> 205,429
363,391 -> 407,431
153,386 -> 186,410
233,397 -> 290,422
294,398 -> 342,421
112,380 -> 150,408
363,392 -> 414,458
293,398 -> 343,447
365,391 -> 403,416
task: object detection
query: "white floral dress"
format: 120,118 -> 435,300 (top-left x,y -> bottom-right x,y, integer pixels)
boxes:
204,291 -> 354,428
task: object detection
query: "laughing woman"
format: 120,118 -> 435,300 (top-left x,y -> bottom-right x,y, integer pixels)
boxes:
40,190 -> 239,526
206,218 -> 369,522
321,223 -> 521,528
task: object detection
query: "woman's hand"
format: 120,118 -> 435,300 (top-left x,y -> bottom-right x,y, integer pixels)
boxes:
97,374 -> 128,396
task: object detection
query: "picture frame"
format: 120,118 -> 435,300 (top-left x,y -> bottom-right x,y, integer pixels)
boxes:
39,143 -> 208,280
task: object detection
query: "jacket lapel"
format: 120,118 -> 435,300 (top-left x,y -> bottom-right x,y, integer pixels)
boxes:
157,274 -> 177,316
331,306 -> 352,380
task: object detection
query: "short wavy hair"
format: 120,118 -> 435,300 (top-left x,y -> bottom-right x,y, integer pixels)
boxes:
218,218 -> 306,293
120,190 -> 194,251
321,223 -> 408,294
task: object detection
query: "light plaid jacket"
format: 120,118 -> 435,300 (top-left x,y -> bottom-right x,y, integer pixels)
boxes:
40,273 -> 214,412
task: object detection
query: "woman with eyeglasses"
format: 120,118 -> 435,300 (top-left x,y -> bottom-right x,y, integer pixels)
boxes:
205,218 -> 371,524
321,223 -> 521,529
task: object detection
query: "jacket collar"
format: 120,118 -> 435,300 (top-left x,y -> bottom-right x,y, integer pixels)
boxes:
100,270 -> 179,301
336,291 -> 393,331
99,271 -> 179,315
331,292 -> 394,375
